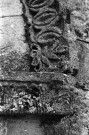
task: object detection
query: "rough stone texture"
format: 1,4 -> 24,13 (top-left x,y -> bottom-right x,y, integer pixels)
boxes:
0,0 -> 89,135
0,16 -> 30,75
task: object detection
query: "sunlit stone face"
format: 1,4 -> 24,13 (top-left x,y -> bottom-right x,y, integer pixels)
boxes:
0,0 -> 22,16
0,0 -> 30,74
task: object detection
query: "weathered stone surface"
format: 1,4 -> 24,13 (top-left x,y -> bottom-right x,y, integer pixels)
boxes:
0,0 -> 89,135
0,116 -> 44,135
0,16 -> 30,75
0,0 -> 22,17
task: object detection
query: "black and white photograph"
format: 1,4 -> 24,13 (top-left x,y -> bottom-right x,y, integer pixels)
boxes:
0,0 -> 89,134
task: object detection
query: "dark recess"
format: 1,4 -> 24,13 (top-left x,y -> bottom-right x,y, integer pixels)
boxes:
49,0 -> 60,13
75,29 -> 83,38
65,9 -> 71,24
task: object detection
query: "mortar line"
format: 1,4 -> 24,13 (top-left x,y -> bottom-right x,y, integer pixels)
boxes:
0,15 -> 22,18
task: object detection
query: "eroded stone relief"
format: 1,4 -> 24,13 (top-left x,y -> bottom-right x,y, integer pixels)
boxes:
0,0 -> 89,135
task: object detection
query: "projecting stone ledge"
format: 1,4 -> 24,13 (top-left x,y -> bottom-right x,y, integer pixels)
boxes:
0,71 -> 76,84
0,75 -> 84,117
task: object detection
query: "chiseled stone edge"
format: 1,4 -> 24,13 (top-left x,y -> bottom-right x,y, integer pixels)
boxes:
0,71 -> 76,85
0,77 -> 77,115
